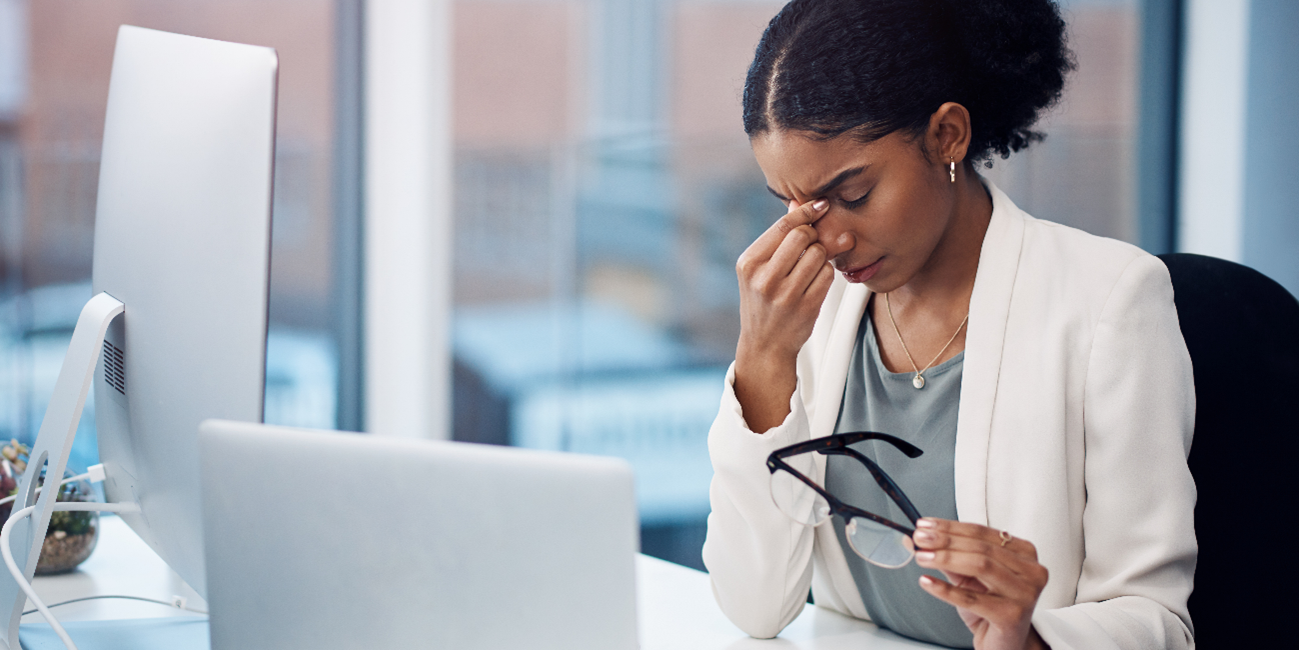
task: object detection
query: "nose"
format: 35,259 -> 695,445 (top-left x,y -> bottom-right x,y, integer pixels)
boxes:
814,209 -> 856,261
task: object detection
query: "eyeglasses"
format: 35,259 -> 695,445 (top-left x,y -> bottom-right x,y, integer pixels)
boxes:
766,432 -> 924,568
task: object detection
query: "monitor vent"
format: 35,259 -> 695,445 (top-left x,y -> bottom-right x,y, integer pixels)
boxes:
103,340 -> 126,395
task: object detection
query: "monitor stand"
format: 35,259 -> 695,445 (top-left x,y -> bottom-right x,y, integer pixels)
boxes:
0,292 -> 124,650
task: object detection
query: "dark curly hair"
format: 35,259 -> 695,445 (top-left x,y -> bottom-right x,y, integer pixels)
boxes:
743,0 -> 1075,164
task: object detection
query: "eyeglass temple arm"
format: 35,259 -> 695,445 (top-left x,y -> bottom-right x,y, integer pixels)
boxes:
767,457 -> 912,535
768,451 -> 920,537
774,452 -> 919,533
826,448 -> 923,525
771,431 -> 923,460
834,501 -> 916,536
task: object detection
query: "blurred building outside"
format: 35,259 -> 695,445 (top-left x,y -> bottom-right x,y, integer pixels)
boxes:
448,0 -> 1150,570
0,0 -> 345,467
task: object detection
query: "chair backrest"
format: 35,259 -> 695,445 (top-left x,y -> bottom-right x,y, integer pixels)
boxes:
1158,253 -> 1299,647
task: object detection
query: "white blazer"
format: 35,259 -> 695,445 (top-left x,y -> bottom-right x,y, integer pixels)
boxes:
702,182 -> 1197,650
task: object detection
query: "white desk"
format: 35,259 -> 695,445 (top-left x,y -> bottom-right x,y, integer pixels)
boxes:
23,517 -> 205,624
636,556 -> 939,649
28,516 -> 939,649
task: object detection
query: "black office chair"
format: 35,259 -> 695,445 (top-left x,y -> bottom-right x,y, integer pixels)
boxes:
1158,253 -> 1299,647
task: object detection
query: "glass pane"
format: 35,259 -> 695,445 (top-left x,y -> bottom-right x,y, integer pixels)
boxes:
452,0 -> 782,571
0,0 -> 353,472
450,0 -> 1150,571
982,0 -> 1141,243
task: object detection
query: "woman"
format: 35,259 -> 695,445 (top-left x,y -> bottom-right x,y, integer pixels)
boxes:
701,1 -> 1197,649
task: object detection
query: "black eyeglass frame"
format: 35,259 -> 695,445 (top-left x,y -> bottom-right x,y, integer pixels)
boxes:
766,431 -> 924,536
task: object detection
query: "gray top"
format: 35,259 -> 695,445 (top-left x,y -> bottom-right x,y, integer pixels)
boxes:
825,309 -> 974,649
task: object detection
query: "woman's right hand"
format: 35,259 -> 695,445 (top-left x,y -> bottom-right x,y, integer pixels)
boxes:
733,198 -> 837,433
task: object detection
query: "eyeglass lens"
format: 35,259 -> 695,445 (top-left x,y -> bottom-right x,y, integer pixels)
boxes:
769,454 -> 831,526
767,451 -> 917,568
845,516 -> 915,568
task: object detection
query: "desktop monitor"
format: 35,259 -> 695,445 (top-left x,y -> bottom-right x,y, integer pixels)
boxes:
0,25 -> 277,647
91,24 -> 277,598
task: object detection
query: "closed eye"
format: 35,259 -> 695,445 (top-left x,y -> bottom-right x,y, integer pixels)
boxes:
841,192 -> 870,209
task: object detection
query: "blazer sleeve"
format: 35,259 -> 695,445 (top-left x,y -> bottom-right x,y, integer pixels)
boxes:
700,358 -> 820,639
1032,255 -> 1198,650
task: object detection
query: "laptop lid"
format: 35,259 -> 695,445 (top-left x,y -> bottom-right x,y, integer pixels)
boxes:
198,420 -> 639,650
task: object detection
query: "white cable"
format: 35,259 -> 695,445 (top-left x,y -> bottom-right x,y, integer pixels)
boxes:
0,464 -> 106,507
3,500 -> 139,650
23,594 -> 208,616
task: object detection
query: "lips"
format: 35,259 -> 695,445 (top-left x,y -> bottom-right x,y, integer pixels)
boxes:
839,257 -> 883,283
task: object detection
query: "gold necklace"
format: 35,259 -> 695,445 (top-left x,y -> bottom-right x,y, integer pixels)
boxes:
884,293 -> 969,389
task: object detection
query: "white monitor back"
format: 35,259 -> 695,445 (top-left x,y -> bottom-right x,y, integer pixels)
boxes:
92,25 -> 277,599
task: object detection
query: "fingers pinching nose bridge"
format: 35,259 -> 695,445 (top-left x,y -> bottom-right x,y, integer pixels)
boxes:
798,199 -> 827,219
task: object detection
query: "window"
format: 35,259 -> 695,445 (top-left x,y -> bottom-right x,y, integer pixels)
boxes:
0,0 -> 360,471
451,0 -> 1163,570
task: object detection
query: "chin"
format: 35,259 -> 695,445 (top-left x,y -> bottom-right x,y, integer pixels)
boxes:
860,272 -> 904,294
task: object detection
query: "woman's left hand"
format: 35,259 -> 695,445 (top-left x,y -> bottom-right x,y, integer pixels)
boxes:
912,518 -> 1051,650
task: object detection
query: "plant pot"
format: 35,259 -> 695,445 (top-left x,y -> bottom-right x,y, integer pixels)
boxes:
35,522 -> 99,575
1,449 -> 100,575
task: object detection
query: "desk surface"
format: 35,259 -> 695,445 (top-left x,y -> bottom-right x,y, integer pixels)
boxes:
28,516 -> 939,649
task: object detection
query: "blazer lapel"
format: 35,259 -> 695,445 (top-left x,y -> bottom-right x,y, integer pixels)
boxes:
808,279 -> 873,620
954,181 -> 1026,526
810,280 -> 870,441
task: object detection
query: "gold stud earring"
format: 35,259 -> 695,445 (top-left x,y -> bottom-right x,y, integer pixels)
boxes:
949,158 -> 956,183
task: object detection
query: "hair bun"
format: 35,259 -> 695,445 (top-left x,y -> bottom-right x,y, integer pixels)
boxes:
946,0 -> 1075,160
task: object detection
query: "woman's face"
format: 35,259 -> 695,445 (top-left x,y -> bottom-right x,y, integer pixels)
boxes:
750,128 -> 956,294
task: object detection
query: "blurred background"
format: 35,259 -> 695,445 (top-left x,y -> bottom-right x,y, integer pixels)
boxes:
0,0 -> 1295,571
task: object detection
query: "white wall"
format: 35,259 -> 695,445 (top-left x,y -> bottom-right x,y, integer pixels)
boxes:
365,0 -> 454,438
1178,0 -> 1250,262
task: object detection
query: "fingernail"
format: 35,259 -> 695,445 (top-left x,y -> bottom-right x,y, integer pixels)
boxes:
917,518 -> 936,529
812,199 -> 827,211
919,575 -> 933,586
914,530 -> 934,544
916,551 -> 935,562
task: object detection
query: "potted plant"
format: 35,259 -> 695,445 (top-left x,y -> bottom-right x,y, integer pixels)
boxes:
0,440 -> 99,574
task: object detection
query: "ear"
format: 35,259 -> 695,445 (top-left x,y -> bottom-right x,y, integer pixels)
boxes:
926,102 -> 973,164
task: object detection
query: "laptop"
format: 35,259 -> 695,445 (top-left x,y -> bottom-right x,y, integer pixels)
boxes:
197,420 -> 640,650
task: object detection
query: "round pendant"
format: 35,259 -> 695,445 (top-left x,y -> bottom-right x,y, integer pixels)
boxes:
912,374 -> 926,389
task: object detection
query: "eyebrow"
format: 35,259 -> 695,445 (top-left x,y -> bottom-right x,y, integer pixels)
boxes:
766,166 -> 869,202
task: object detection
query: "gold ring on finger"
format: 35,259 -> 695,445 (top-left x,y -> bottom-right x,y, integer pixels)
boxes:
999,530 -> 1013,547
